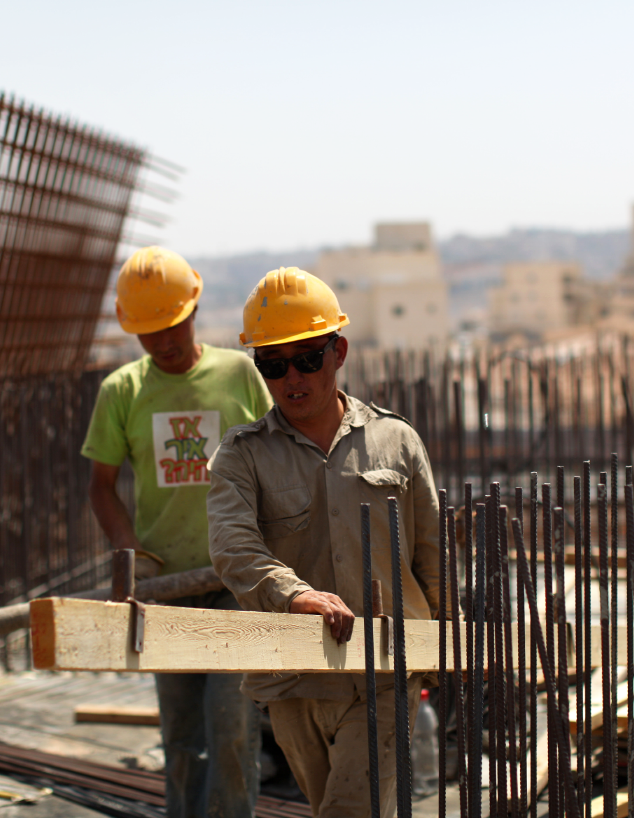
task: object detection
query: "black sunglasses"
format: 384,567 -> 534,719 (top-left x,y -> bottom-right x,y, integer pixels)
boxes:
254,335 -> 339,380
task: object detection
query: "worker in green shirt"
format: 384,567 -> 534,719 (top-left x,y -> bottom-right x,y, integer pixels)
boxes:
82,246 -> 272,818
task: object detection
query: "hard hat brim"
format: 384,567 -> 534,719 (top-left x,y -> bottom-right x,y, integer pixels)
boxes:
118,291 -> 202,336
241,316 -> 350,348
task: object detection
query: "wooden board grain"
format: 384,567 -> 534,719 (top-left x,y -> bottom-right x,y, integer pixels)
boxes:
29,598 -> 625,674
31,598 -> 465,673
591,788 -> 628,818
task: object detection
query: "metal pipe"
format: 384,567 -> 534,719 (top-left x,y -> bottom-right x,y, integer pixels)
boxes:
111,549 -> 134,602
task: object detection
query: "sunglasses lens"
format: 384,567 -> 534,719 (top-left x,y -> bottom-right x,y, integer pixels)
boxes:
292,350 -> 324,374
255,359 -> 288,380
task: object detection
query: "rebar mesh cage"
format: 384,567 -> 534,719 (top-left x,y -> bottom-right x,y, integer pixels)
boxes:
0,94 -> 146,377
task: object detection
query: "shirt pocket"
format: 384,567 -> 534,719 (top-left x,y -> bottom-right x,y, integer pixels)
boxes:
258,485 -> 312,539
358,468 -> 409,493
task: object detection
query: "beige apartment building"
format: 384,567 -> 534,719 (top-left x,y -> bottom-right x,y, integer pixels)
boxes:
487,261 -> 595,339
314,222 -> 448,349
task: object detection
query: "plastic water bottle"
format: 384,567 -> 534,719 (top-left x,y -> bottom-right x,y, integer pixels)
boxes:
411,689 -> 439,797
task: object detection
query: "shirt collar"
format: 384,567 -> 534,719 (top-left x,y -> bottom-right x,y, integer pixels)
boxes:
264,391 -> 376,441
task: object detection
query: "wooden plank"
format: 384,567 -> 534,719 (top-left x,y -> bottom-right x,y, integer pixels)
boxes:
30,598 -> 627,674
591,787 -> 628,818
31,598 -> 466,673
569,681 -> 629,734
74,705 -> 160,726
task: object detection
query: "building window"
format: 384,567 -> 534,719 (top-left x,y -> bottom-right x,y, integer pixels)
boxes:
335,280 -> 349,291
391,304 -> 405,317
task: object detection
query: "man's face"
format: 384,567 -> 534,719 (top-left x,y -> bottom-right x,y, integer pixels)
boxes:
137,310 -> 197,374
256,334 -> 348,424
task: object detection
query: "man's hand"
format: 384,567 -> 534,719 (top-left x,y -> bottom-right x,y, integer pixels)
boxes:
289,590 -> 355,645
134,550 -> 164,580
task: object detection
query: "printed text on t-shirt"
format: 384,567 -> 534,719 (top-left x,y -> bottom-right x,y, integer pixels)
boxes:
152,410 -> 220,488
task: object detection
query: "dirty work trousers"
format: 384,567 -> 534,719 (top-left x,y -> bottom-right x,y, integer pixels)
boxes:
155,589 -> 261,818
268,677 -> 422,818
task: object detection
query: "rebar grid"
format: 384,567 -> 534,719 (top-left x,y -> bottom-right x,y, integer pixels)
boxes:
0,94 -> 149,377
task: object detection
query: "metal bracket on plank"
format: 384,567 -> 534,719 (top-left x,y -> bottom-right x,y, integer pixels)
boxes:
124,597 -> 146,653
378,614 -> 394,656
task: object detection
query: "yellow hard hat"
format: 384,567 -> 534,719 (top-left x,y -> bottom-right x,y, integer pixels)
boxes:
115,246 -> 203,335
240,267 -> 350,348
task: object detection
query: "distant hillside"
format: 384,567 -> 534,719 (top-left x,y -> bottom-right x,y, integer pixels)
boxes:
440,227 -> 630,281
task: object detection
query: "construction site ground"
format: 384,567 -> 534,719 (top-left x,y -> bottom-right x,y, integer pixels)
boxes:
0,667 -> 511,818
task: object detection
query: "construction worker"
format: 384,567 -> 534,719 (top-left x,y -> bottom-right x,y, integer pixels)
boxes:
207,268 -> 443,818
81,247 -> 272,818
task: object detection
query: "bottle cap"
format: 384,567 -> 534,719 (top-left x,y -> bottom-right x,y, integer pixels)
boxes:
421,689 -> 429,701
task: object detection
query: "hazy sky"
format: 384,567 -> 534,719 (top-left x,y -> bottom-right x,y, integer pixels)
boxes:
2,0 -> 634,256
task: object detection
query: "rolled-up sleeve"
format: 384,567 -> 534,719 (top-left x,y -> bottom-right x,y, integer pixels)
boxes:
207,443 -> 313,613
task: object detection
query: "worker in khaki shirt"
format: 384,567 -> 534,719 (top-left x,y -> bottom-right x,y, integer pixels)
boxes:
207,268 -> 442,818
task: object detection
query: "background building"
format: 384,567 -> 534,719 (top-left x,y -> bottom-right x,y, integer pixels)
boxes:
314,222 -> 448,349
486,260 -> 601,341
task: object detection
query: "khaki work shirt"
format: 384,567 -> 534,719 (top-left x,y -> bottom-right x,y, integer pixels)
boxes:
207,393 -> 442,702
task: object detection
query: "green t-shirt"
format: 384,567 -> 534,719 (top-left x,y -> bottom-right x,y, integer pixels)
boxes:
81,344 -> 272,574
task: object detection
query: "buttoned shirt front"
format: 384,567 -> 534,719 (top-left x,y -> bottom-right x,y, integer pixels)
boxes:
207,393 -> 442,701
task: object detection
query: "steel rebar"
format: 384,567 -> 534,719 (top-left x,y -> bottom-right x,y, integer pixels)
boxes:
598,482 -> 615,818
530,472 -> 538,818
574,475 -> 585,812
438,488 -> 447,818
500,505 -> 519,818
360,503 -> 380,818
516,486 -> 528,818
554,505 -> 570,818
543,482 -> 559,818
447,507 -> 468,818
583,461 -> 593,818
513,519 -> 582,818
388,496 -> 411,818
472,503 -> 486,818
625,483 -> 634,818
